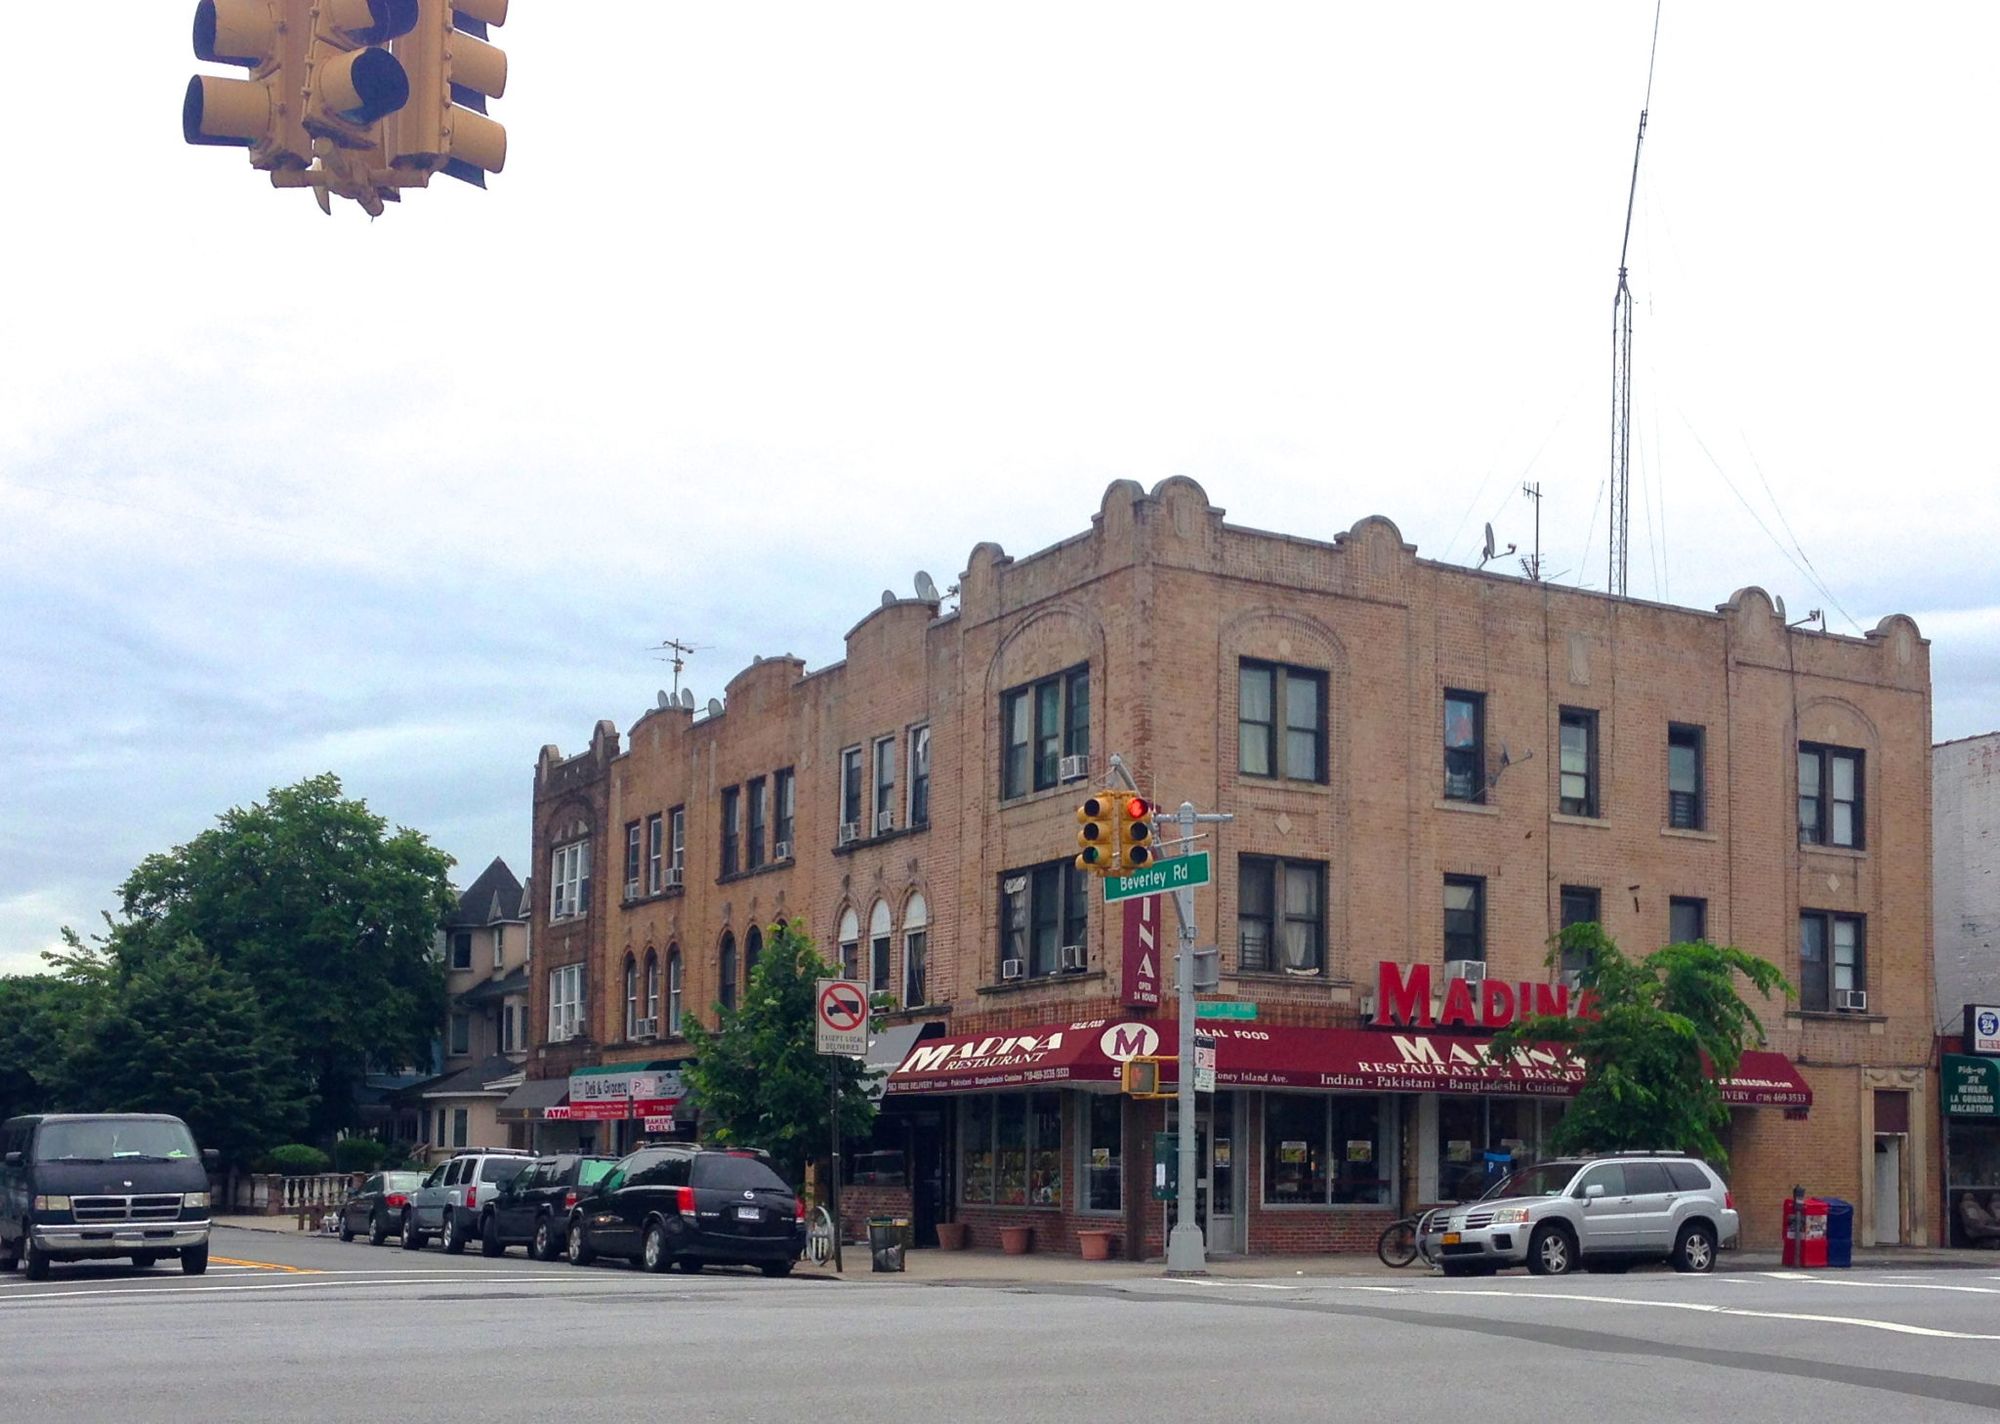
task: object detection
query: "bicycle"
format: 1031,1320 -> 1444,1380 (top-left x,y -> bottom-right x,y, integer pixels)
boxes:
1377,1203 -> 1456,1268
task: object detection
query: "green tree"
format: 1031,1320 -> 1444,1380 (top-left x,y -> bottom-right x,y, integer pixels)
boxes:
682,921 -> 877,1187
68,937 -> 304,1166
0,928 -> 117,1120
1490,923 -> 1790,1169
96,773 -> 454,1138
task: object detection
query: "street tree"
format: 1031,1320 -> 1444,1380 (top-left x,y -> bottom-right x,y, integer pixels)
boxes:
1489,923 -> 1790,1168
681,920 -> 877,1188
98,773 -> 454,1138
0,927 -> 119,1120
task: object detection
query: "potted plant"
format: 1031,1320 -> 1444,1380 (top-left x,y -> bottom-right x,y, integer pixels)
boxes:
1077,1227 -> 1115,1261
935,1221 -> 969,1251
998,1223 -> 1034,1255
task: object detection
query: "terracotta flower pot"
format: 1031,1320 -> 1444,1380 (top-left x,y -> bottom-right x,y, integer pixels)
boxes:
935,1222 -> 969,1251
999,1224 -> 1034,1255
1077,1228 -> 1114,1261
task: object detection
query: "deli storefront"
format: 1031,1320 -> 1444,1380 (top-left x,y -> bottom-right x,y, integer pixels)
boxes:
882,1016 -> 1813,1259
501,1063 -> 693,1156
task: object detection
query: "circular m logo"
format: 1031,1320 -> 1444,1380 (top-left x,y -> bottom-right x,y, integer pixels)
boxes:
1100,1023 -> 1160,1061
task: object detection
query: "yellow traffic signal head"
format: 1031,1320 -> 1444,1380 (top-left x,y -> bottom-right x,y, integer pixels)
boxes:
303,0 -> 420,147
1075,792 -> 1115,876
184,0 -> 309,169
384,0 -> 509,187
1120,1057 -> 1173,1098
1118,796 -> 1154,869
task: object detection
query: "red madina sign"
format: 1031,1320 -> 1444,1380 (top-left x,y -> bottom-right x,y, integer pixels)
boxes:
1373,960 -> 1599,1030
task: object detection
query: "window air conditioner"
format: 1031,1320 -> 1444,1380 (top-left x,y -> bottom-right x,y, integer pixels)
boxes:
623,879 -> 640,900
875,811 -> 896,835
664,866 -> 683,889
1838,989 -> 1869,1012
1058,754 -> 1089,782
634,1018 -> 658,1041
1059,943 -> 1087,972
773,840 -> 792,861
839,822 -> 860,846
1444,959 -> 1488,983
1001,958 -> 1025,982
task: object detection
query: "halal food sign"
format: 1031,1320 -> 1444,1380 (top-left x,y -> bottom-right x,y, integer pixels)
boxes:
1372,961 -> 1599,1030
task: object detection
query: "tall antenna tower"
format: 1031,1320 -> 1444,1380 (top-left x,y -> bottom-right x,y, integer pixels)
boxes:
650,637 -> 704,698
1609,3 -> 1664,600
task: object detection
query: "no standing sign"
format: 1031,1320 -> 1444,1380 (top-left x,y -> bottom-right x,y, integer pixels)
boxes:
815,978 -> 869,1057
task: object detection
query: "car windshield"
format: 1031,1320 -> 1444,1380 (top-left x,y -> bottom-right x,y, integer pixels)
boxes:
1484,1162 -> 1582,1200
34,1119 -> 198,1163
578,1159 -> 614,1187
691,1154 -> 789,1193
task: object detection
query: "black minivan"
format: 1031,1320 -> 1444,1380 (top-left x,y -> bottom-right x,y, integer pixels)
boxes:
0,1114 -> 217,1279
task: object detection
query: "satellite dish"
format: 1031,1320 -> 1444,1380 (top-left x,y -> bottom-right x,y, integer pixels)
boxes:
656,690 -> 671,710
707,698 -> 724,718
881,589 -> 898,608
915,571 -> 940,602
1482,524 -> 1497,562
679,689 -> 695,710
1774,595 -> 1787,623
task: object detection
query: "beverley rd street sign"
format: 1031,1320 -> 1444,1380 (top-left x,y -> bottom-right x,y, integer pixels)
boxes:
815,978 -> 869,1057
1103,851 -> 1212,903
1195,1001 -> 1259,1021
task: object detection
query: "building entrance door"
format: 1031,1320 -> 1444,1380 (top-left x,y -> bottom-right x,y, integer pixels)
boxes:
1875,1134 -> 1904,1244
1167,1096 -> 1238,1254
908,1110 -> 948,1249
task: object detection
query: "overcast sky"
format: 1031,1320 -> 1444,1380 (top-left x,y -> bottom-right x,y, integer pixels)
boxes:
4,4 -> 1995,975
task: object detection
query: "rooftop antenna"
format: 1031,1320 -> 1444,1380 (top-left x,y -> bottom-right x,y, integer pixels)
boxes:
649,637 -> 706,699
1520,481 -> 1544,582
1609,2 -> 1664,600
1477,522 -> 1517,571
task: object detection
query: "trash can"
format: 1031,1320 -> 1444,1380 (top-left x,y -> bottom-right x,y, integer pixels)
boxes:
1781,1196 -> 1829,1268
1823,1198 -> 1854,1268
869,1216 -> 908,1273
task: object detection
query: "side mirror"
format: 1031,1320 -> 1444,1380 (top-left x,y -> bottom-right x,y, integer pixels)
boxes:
3,1151 -> 19,1167
202,1148 -> 220,1165
1584,1183 -> 1606,1200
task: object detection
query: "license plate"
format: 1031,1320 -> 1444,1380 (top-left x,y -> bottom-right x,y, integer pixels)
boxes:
736,1206 -> 761,1221
1443,1232 -> 1462,1246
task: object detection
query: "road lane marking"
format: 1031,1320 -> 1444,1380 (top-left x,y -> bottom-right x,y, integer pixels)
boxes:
1160,1279 -> 1300,1290
1418,1288 -> 2000,1341
210,1256 -> 318,1274
0,1273 -> 612,1305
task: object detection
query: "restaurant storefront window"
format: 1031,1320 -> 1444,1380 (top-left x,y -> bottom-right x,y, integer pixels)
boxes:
1083,1093 -> 1122,1213
1263,1094 -> 1391,1206
1436,1096 -> 1566,1199
959,1092 -> 1062,1208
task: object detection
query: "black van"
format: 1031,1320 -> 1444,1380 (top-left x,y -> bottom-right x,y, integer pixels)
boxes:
0,1114 -> 218,1280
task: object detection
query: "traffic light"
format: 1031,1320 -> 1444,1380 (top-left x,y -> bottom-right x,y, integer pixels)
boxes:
1116,796 -> 1155,870
303,0 -> 421,149
183,0 -> 310,170
386,0 -> 509,187
1075,792 -> 1115,877
1121,1057 -> 1173,1099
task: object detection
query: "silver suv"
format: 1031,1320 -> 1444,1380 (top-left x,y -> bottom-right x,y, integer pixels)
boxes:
400,1151 -> 535,1254
1421,1153 -> 1738,1277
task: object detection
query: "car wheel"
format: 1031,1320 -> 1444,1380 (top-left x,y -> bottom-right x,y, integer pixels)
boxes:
180,1243 -> 208,1276
338,1213 -> 356,1243
566,1220 -> 595,1267
481,1215 -> 504,1258
760,1260 -> 793,1278
441,1211 -> 467,1255
401,1211 -> 425,1251
532,1217 -> 557,1262
24,1242 -> 51,1281
369,1211 -> 390,1247
642,1222 -> 671,1274
1673,1222 -> 1718,1274
1527,1224 -> 1576,1277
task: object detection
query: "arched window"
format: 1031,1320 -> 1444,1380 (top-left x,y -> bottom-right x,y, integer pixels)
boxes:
718,932 -> 738,1013
837,907 -> 861,980
869,900 -> 893,995
643,950 -> 659,1030
623,955 -> 638,1040
903,894 -> 929,1007
744,925 -> 763,988
667,947 -> 684,1035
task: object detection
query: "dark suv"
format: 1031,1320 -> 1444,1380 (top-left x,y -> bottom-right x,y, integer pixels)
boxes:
479,1153 -> 617,1260
566,1146 -> 806,1276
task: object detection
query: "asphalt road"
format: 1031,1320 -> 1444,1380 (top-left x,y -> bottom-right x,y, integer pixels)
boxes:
8,1228 -> 2000,1421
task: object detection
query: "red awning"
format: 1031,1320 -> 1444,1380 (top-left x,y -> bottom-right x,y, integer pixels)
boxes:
885,1018 -> 1810,1108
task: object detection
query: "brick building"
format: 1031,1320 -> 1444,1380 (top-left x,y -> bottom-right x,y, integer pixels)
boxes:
525,477 -> 1935,1257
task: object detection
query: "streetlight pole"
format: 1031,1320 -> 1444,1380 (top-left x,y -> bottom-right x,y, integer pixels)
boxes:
1165,798 -> 1204,1275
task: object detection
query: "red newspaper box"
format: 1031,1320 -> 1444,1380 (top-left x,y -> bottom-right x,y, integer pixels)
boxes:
1781,1196 -> 1829,1267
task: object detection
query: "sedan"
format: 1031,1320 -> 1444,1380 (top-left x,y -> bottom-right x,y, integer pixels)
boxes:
338,1171 -> 426,1246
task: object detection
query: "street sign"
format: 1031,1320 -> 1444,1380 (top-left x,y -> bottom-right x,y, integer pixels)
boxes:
815,977 -> 869,1057
1194,1033 -> 1216,1094
1103,851 -> 1211,903
1946,1054 -> 2000,1118
1195,1000 -> 1259,1021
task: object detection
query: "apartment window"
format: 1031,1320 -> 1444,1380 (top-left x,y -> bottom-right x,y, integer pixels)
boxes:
838,908 -> 861,980
500,1005 -> 516,1054
492,926 -> 504,968
1668,724 -> 1704,829
624,957 -> 639,1039
1001,664 -> 1091,798
840,747 -> 864,834
909,726 -> 931,827
1443,876 -> 1485,963
874,736 -> 897,831
720,786 -> 741,878
999,861 -> 1090,980
904,894 -> 929,1007
449,1012 -> 470,1056
1263,1093 -> 1390,1206
669,807 -> 685,880
1237,855 -> 1325,975
1237,660 -> 1327,782
774,769 -> 796,854
1559,885 -> 1599,975
1669,896 -> 1707,946
449,932 -> 472,971
452,1109 -> 468,1150
547,962 -> 583,1042
1558,708 -> 1599,817
1800,912 -> 1865,1012
1799,743 -> 1864,848
666,948 -> 684,1035
744,926 -> 762,988
959,1092 -> 1062,1207
550,841 -> 589,921
646,814 -> 664,894
869,900 -> 893,994
746,777 -> 767,871
643,951 -> 659,1028
624,821 -> 642,898
1444,691 -> 1485,802
718,933 -> 737,1013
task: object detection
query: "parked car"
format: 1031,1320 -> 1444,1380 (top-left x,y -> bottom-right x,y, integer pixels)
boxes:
565,1145 -> 806,1276
400,1150 -> 534,1253
338,1170 -> 426,1246
1420,1152 -> 1738,1277
479,1153 -> 618,1260
0,1113 -> 217,1280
